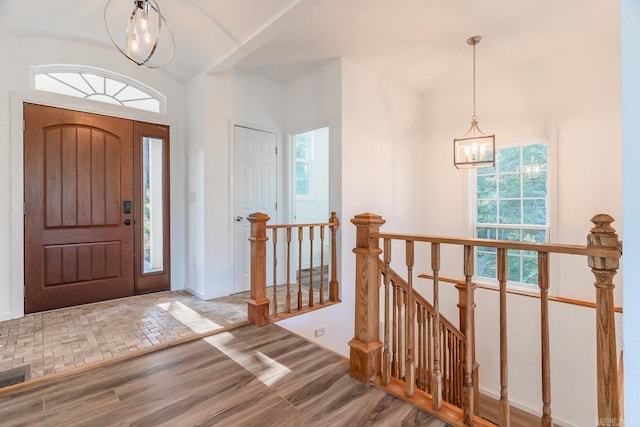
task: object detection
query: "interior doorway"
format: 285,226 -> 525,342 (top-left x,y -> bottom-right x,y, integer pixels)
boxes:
23,104 -> 170,313
290,126 -> 330,271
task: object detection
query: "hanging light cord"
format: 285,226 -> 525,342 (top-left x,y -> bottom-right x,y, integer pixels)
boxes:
472,41 -> 477,122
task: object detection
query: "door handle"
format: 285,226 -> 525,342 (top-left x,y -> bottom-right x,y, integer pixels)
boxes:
124,219 -> 132,226
235,216 -> 243,222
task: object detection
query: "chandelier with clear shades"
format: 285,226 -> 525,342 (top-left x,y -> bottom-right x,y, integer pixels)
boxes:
104,0 -> 175,68
453,36 -> 495,169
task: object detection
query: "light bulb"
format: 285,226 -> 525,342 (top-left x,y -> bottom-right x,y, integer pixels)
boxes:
130,32 -> 139,51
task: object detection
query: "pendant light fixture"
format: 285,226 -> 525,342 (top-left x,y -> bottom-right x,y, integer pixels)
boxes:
453,36 -> 495,169
104,0 -> 175,68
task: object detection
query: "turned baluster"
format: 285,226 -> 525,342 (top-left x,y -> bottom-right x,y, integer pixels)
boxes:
309,226 -> 315,307
539,251 -> 552,426
427,311 -> 432,393
392,282 -> 399,378
431,242 -> 443,409
587,215 -> 621,427
383,238 -> 392,385
405,241 -> 415,397
417,304 -> 425,390
329,212 -> 340,301
462,245 -> 475,425
272,228 -> 278,317
286,228 -> 292,313
297,226 -> 303,310
320,226 -> 325,304
497,248 -> 511,426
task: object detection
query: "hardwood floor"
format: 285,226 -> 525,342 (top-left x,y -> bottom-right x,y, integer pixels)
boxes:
0,324 -> 450,427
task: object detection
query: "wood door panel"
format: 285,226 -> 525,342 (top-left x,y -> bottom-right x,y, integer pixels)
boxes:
44,126 -> 122,228
42,242 -> 124,288
25,104 -> 135,313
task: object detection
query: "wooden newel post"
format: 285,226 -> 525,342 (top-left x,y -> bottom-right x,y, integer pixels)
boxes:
247,212 -> 271,327
587,214 -> 621,427
349,213 -> 385,383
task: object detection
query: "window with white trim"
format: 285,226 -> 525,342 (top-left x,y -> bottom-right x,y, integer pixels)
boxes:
31,65 -> 165,113
474,141 -> 549,286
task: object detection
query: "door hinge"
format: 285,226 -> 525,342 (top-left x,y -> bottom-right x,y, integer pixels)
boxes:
23,119 -> 25,132
275,146 -> 278,155
23,202 -> 26,215
275,202 -> 277,210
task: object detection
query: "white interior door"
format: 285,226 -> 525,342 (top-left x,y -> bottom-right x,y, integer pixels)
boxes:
234,125 -> 277,293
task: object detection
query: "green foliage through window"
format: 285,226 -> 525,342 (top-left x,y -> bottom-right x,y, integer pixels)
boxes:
295,132 -> 311,197
475,142 -> 548,285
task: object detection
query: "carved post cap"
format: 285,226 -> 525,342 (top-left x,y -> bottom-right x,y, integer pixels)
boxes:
587,214 -> 620,271
351,212 -> 386,227
590,214 -> 616,234
330,211 -> 340,224
247,212 -> 270,223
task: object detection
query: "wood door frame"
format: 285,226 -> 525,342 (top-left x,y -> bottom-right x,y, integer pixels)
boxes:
228,119 -> 283,298
9,90 -> 174,320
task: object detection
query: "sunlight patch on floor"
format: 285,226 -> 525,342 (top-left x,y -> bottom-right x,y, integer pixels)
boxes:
158,301 -> 222,334
204,332 -> 291,387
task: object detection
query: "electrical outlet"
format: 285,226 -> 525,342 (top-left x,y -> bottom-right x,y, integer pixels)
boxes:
314,326 -> 326,337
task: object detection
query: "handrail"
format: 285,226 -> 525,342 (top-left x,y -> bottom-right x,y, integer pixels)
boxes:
418,274 -> 624,314
371,232 -> 622,259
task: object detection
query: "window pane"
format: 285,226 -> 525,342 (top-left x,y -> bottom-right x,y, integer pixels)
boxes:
295,134 -> 310,160
499,200 -> 521,224
477,200 -> 497,223
499,228 -> 521,241
295,161 -> 309,196
34,68 -> 164,113
523,144 -> 547,166
523,199 -> 546,225
523,171 -> 547,198
497,147 -> 521,172
142,137 -> 164,274
477,251 -> 497,279
498,173 -> 521,198
477,174 -> 497,199
522,255 -> 539,285
523,229 -> 546,243
476,227 -> 497,239
508,254 -> 521,281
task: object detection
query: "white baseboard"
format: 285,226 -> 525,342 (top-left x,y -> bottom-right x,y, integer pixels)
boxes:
0,311 -> 17,322
184,286 -> 232,301
479,387 -> 577,427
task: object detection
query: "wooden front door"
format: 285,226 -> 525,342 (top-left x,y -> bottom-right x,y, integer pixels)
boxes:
24,104 -> 136,313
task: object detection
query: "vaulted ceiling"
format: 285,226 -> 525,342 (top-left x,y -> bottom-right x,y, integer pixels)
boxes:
0,0 -> 619,94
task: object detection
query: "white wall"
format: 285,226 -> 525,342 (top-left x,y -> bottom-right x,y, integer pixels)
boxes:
184,69 -> 284,299
278,58 -> 425,357
621,0 -> 640,423
0,37 -> 187,321
421,11 -> 622,426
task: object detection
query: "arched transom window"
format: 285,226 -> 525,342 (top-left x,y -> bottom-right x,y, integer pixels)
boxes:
31,65 -> 165,113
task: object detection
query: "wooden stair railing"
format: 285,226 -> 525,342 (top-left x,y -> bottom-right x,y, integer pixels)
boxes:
348,212 -> 622,427
247,212 -> 340,326
378,258 -> 470,409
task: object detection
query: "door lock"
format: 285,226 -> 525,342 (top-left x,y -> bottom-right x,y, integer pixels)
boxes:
123,219 -> 132,226
235,216 -> 243,222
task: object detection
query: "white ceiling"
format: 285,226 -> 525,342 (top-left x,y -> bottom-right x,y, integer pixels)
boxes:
0,0 -> 619,94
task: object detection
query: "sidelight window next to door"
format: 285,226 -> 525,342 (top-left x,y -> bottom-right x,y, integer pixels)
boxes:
23,104 -> 170,313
